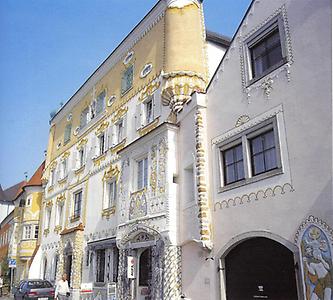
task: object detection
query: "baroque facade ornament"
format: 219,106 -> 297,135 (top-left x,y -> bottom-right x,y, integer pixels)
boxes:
166,0 -> 200,9
95,121 -> 109,136
161,71 -> 206,113
111,106 -> 128,123
139,80 -> 160,102
103,164 -> 120,182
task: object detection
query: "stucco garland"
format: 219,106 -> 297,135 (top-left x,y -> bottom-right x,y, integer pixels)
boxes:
214,183 -> 295,211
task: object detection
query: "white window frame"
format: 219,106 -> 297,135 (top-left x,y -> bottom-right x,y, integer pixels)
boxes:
136,156 -> 148,191
144,96 -> 154,125
59,158 -> 68,180
23,225 -> 32,240
34,225 -> 39,239
56,203 -> 64,226
72,190 -> 83,219
115,119 -> 125,145
98,133 -> 106,156
104,180 -> 117,209
50,169 -> 56,186
244,14 -> 287,85
217,117 -> 282,192
77,146 -> 86,169
44,209 -> 51,229
26,196 -> 32,207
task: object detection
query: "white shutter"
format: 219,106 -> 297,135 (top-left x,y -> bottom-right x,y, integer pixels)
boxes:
123,115 -> 128,140
135,103 -> 142,131
153,94 -> 161,119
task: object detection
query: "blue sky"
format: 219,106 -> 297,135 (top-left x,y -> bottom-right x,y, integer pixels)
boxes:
0,0 -> 250,188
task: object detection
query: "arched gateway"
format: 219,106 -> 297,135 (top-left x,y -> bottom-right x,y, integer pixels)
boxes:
117,224 -> 182,300
223,237 -> 299,300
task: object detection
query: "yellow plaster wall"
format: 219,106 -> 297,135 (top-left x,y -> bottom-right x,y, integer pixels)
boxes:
164,4 -> 206,75
48,16 -> 165,163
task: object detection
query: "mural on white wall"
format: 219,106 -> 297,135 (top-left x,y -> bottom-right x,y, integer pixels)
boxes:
300,225 -> 333,300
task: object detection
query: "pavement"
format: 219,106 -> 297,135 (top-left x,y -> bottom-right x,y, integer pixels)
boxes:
0,295 -> 13,300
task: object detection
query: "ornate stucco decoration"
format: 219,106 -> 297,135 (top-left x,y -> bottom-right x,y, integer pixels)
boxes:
111,106 -> 128,123
107,95 -> 116,107
161,71 -> 206,113
50,161 -> 57,171
150,145 -> 158,196
123,51 -> 134,65
195,109 -> 212,250
235,115 -> 250,127
129,188 -> 148,220
214,183 -> 295,211
101,206 -> 116,219
95,121 -> 109,136
76,138 -> 88,150
138,117 -> 160,136
46,200 -> 53,208
140,63 -> 153,78
92,153 -> 107,167
54,225 -> 63,234
103,164 -> 120,182
56,194 -> 66,205
139,81 -> 160,102
166,0 -> 200,9
43,228 -> 50,237
111,139 -> 126,154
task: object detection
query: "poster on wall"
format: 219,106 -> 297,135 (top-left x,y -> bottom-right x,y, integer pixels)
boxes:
127,256 -> 137,279
300,225 -> 333,300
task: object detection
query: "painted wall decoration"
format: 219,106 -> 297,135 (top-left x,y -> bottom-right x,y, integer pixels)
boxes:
129,190 -> 148,220
300,224 -> 333,300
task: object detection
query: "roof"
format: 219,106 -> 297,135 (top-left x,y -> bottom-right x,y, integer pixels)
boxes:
206,30 -> 231,48
26,161 -> 45,188
0,161 -> 45,202
0,181 -> 26,203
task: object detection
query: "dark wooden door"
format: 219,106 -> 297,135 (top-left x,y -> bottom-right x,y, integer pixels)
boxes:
225,237 -> 298,300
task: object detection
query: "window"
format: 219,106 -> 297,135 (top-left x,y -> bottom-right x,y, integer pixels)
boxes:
116,119 -> 124,144
45,209 -> 51,229
137,157 -> 148,190
96,249 -> 105,283
98,134 -> 105,156
78,148 -> 85,168
56,204 -> 64,226
246,17 -> 286,82
222,144 -> 245,185
73,191 -> 82,219
50,169 -> 56,186
250,130 -> 277,176
96,91 -> 106,115
60,159 -> 68,179
106,181 -> 117,208
145,97 -> 154,124
218,118 -> 281,190
80,108 -> 89,129
23,225 -> 32,239
34,225 -> 39,239
64,124 -> 72,144
26,197 -> 32,207
121,65 -> 134,95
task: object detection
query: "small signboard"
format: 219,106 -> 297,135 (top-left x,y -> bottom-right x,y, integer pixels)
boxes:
80,282 -> 93,293
127,256 -> 136,279
8,259 -> 16,268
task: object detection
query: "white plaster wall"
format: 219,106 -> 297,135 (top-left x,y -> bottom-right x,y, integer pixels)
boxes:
206,41 -> 226,80
205,0 -> 332,299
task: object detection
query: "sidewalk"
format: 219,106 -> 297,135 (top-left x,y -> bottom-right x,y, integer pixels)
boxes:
0,295 -> 13,300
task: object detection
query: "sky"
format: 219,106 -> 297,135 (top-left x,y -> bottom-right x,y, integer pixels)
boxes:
0,0 -> 251,189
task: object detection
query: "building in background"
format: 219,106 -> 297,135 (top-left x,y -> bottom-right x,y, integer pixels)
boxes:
7,162 -> 45,282
35,0 -> 230,299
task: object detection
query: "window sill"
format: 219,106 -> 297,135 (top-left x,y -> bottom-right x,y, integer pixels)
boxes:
138,117 -> 160,137
246,58 -> 288,87
58,176 -> 68,185
102,206 -> 116,218
70,216 -> 81,223
218,168 -> 283,193
111,139 -> 126,154
92,153 -> 107,167
74,165 -> 85,175
130,187 -> 147,197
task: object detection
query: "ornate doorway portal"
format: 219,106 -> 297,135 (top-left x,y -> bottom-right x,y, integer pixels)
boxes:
225,237 -> 298,300
64,243 -> 73,287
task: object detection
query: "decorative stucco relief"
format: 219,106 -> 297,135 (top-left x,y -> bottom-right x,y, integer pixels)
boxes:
214,183 -> 295,211
195,109 -> 212,249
